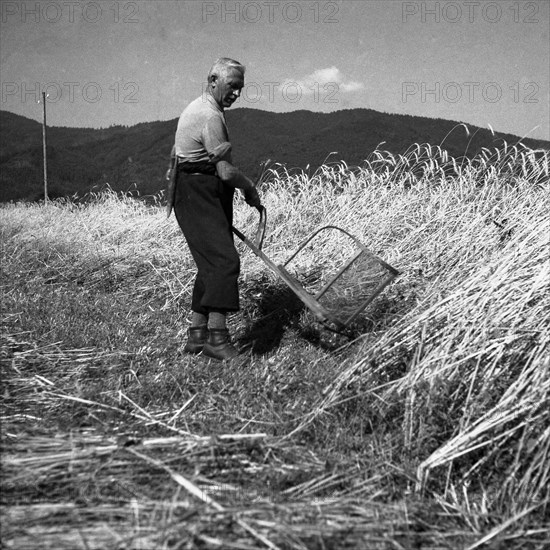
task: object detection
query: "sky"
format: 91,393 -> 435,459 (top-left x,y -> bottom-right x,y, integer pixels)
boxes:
1,0 -> 549,141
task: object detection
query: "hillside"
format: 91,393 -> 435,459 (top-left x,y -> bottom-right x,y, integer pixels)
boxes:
1,108 -> 548,202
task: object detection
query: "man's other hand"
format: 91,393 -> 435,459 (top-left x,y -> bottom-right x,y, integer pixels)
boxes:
244,186 -> 261,208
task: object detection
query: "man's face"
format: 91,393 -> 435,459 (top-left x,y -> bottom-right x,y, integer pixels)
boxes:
210,70 -> 244,109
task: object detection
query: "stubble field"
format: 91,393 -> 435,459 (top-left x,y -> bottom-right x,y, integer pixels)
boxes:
1,139 -> 549,549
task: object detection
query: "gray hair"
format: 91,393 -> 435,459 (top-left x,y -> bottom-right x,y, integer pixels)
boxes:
207,58 -> 245,82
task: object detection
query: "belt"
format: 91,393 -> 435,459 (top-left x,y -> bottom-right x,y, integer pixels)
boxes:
178,161 -> 217,176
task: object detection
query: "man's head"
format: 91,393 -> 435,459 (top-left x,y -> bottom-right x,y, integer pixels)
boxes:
207,58 -> 245,109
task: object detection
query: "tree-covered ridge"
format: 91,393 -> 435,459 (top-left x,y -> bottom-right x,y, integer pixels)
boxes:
1,108 -> 548,202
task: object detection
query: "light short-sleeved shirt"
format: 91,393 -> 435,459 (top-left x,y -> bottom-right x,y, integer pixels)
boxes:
174,93 -> 232,165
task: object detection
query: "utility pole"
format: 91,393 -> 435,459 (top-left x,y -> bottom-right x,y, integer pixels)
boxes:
42,91 -> 48,202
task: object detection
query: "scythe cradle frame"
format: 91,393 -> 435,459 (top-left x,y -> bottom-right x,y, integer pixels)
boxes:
232,206 -> 400,335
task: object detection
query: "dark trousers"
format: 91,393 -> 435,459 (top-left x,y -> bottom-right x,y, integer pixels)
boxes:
174,171 -> 240,315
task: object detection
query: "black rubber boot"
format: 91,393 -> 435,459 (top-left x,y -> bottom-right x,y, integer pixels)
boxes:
203,329 -> 239,361
184,326 -> 208,354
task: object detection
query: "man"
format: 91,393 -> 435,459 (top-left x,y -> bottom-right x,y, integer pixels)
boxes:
167,58 -> 260,361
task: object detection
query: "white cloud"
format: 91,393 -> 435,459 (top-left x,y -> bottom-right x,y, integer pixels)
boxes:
290,66 -> 364,94
303,66 -> 342,85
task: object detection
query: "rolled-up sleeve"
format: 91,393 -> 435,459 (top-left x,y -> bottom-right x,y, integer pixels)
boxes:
202,116 -> 232,163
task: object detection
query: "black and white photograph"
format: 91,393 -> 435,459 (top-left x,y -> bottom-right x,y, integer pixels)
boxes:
1,1 -> 549,548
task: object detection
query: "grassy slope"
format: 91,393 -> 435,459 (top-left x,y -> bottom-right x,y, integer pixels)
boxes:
1,142 -> 549,549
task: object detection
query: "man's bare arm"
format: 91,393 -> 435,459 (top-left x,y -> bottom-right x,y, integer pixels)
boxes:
216,160 -> 261,208
208,142 -> 261,207
215,160 -> 255,190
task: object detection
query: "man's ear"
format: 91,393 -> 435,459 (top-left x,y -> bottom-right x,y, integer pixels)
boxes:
210,75 -> 218,87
